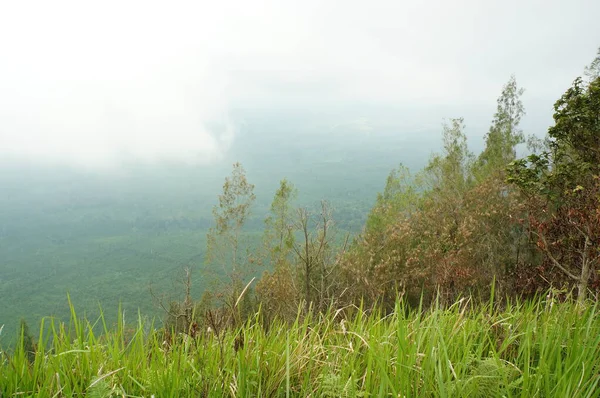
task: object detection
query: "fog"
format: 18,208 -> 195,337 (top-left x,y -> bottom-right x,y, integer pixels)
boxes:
1,0 -> 598,168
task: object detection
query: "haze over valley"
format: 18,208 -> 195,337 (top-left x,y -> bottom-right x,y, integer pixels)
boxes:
1,3 -> 600,395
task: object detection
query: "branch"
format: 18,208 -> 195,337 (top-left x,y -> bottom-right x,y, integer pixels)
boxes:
291,241 -> 307,264
537,232 -> 580,281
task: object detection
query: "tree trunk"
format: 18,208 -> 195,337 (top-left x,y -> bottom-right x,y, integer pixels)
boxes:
578,259 -> 591,305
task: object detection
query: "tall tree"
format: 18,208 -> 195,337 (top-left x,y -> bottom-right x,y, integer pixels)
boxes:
365,164 -> 419,235
341,82 -> 531,307
470,76 -> 530,290
262,179 -> 297,268
584,47 -> 600,82
425,118 -> 474,191
257,189 -> 343,318
289,201 -> 339,310
508,71 -> 600,303
255,179 -> 299,321
477,76 -> 525,177
206,162 -> 256,283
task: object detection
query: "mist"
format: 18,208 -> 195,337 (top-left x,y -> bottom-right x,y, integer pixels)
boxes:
1,0 -> 599,169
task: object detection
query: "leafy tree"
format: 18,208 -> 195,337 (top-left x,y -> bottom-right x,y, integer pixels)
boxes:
508,70 -> 600,303
206,163 -> 256,316
262,179 -> 297,268
476,75 -> 525,177
365,164 -> 419,235
584,47 -> 600,82
416,118 -> 481,301
470,76 -> 532,290
341,119 -> 477,307
258,196 -> 344,316
422,81 -> 531,300
425,118 -> 474,191
206,162 -> 256,277
256,179 -> 300,321
341,80 -> 531,307
255,261 -> 299,323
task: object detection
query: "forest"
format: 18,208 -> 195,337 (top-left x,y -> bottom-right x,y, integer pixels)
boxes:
1,51 -> 600,396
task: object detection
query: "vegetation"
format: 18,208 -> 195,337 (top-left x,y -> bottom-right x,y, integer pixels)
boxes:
508,67 -> 600,303
1,50 -> 599,396
0,115 -> 425,340
2,296 -> 599,397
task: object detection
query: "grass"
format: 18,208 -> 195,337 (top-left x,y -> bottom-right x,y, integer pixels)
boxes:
2,295 -> 600,397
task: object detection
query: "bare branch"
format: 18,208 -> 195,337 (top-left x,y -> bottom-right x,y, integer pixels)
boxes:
537,232 -> 580,281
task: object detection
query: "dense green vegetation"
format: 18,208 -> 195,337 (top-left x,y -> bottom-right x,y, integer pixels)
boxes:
0,119 -> 431,343
1,50 -> 599,396
2,296 -> 599,396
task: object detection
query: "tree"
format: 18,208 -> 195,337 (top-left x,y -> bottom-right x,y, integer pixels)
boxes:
470,76 -> 531,290
206,163 -> 256,314
256,179 -> 300,321
206,162 -> 256,278
262,179 -> 297,268
425,118 -> 474,191
290,201 -> 339,311
508,72 -> 600,303
417,118 -> 482,302
365,164 -> 419,235
157,267 -> 198,336
341,119 -> 478,307
476,75 -> 525,177
340,83 -> 531,307
257,190 -> 345,317
584,47 -> 600,82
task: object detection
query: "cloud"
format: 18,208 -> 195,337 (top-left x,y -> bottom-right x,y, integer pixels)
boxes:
0,0 -> 598,168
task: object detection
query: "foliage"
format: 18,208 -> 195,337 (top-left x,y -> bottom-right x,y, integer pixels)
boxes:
0,116 -> 422,343
206,162 -> 256,277
584,47 -> 600,82
4,47 -> 600,397
365,164 -> 419,234
476,75 -> 525,176
261,178 -> 297,269
341,97 -> 530,308
256,180 -> 302,322
508,72 -> 600,302
2,297 -> 599,397
255,263 -> 300,323
205,162 -> 258,324
258,196 -> 346,319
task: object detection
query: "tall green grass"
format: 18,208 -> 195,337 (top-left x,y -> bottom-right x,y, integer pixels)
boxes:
2,296 -> 599,397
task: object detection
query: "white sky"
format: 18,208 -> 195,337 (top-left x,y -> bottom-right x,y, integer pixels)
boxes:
0,0 -> 598,168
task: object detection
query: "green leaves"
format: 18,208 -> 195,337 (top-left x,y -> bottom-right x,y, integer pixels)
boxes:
347,78 -> 533,307
262,178 -> 297,268
366,164 -> 418,234
205,162 -> 256,300
212,162 -> 256,236
507,68 -> 600,302
477,75 -> 526,178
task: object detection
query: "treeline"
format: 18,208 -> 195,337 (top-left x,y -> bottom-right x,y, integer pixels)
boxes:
163,50 -> 599,333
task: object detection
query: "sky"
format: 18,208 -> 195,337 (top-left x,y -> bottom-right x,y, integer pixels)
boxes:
0,0 -> 598,168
